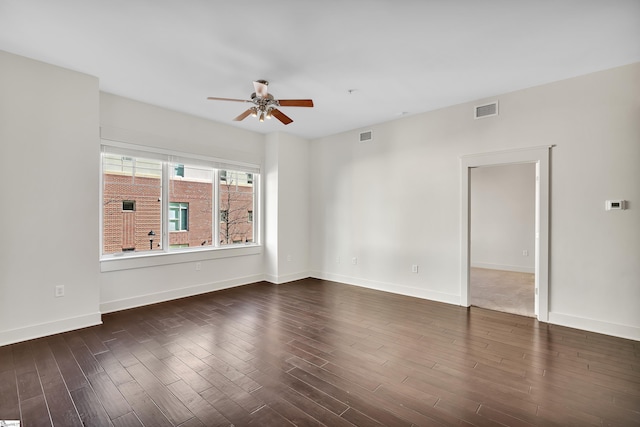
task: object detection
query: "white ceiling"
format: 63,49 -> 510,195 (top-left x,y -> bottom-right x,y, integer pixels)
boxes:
1,0 -> 639,140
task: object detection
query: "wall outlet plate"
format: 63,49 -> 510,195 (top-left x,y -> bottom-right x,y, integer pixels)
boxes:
605,200 -> 626,210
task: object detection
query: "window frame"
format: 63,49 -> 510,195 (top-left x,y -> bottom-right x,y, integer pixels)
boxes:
100,140 -> 261,271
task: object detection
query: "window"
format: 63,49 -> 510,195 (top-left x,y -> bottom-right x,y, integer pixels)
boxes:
219,170 -> 255,246
169,202 -> 188,231
101,144 -> 259,258
169,161 -> 213,248
103,153 -> 162,254
122,200 -> 135,211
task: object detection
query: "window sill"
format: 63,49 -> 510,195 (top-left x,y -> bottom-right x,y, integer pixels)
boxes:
100,244 -> 262,272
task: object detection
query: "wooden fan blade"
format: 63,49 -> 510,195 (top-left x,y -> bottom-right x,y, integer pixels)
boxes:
253,81 -> 268,98
233,109 -> 254,121
270,109 -> 293,125
207,97 -> 250,103
277,99 -> 314,107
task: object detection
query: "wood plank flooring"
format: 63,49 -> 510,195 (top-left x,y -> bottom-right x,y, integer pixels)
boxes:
1,278 -> 639,426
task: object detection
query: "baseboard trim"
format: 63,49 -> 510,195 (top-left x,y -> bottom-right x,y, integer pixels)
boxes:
0,312 -> 102,347
100,274 -> 266,314
471,262 -> 535,274
264,271 -> 311,285
310,271 -> 461,306
549,312 -> 640,342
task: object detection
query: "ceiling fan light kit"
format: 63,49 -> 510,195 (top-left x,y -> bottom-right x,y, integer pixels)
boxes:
207,80 -> 313,125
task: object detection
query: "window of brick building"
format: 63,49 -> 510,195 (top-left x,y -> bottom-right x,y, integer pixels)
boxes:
122,200 -> 135,211
169,202 -> 188,231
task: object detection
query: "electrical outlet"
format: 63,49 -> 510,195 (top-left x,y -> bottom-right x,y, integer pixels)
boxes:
55,285 -> 65,297
195,262 -> 201,271
287,254 -> 292,262
522,250 -> 528,256
352,257 -> 358,265
411,264 -> 418,273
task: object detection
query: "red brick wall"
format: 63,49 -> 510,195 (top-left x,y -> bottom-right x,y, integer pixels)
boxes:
103,174 -> 161,253
169,179 -> 213,247
103,173 -> 254,254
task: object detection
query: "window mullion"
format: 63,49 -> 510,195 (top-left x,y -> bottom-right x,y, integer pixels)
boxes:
213,169 -> 220,247
162,161 -> 170,252
253,174 -> 259,244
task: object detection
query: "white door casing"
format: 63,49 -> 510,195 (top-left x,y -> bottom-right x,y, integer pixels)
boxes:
460,146 -> 551,322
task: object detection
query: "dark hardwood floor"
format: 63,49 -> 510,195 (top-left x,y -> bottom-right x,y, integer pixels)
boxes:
1,278 -> 639,426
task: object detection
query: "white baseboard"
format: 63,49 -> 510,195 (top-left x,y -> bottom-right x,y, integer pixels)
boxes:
100,274 -> 266,314
471,262 -> 535,274
0,312 -> 102,347
310,271 -> 461,306
548,312 -> 640,342
264,271 -> 311,285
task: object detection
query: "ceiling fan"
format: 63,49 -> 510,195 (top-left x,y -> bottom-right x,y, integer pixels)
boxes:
207,80 -> 313,125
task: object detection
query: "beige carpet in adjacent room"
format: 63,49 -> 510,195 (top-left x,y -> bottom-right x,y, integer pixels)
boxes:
470,267 -> 535,317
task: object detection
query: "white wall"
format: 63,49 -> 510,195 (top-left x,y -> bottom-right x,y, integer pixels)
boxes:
310,63 -> 640,340
99,94 -> 268,312
264,133 -> 280,280
264,132 -> 310,283
470,163 -> 535,273
0,51 -> 101,346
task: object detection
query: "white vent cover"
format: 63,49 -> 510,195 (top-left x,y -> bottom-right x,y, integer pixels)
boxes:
474,101 -> 498,119
359,130 -> 373,142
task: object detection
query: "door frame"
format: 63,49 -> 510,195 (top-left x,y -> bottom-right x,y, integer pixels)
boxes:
460,146 -> 551,322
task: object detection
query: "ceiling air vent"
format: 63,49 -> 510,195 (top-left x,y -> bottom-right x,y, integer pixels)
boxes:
359,130 -> 373,142
474,101 -> 498,119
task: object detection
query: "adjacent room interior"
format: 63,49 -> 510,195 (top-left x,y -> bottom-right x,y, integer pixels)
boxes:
470,163 -> 536,317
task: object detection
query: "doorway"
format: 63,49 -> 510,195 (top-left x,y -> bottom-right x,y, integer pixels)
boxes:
469,163 -> 536,317
460,146 -> 551,322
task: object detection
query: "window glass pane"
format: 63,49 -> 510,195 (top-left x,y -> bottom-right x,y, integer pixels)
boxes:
169,163 -> 213,248
180,205 -> 188,229
102,144 -> 259,258
103,153 -> 162,254
219,170 -> 254,245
